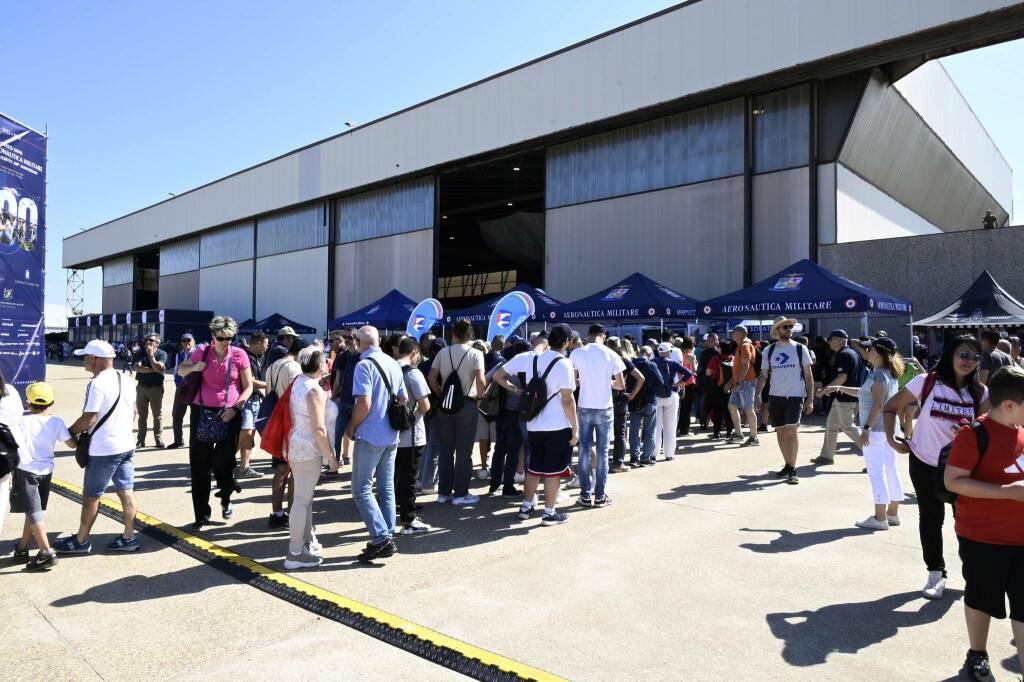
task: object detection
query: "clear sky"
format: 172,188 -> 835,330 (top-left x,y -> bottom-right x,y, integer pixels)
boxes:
8,1 -> 1023,314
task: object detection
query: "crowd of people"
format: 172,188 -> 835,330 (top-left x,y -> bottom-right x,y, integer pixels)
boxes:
3,315 -> 1023,680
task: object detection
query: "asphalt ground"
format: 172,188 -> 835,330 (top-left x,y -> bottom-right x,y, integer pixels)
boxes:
2,361 -> 1022,681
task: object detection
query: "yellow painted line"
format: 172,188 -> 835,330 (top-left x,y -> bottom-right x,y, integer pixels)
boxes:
50,477 -> 568,682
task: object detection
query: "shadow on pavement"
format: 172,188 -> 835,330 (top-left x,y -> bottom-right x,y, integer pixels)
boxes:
658,467 -> 861,500
50,564 -> 235,606
738,527 -> 873,553
766,590 -> 962,666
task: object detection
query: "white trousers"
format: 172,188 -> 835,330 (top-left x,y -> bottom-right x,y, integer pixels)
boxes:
655,393 -> 679,458
863,431 -> 904,505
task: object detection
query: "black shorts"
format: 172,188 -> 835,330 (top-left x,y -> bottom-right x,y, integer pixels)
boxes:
10,469 -> 52,514
768,396 -> 804,428
526,428 -> 573,478
958,535 -> 1024,621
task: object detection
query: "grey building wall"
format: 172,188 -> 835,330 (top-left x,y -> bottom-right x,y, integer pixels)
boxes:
158,271 -> 200,310
333,229 -> 433,318
544,176 -> 743,302
102,284 -> 132,314
752,167 -> 809,281
199,260 -> 254,323
256,248 -> 328,334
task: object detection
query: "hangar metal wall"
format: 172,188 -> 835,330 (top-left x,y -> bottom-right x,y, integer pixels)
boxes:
102,283 -> 132,314
102,256 -> 133,287
199,260 -> 254,323
333,229 -> 433,318
158,271 -> 199,310
835,164 -> 941,242
256,248 -> 329,335
752,167 -> 809,282
544,176 -> 743,302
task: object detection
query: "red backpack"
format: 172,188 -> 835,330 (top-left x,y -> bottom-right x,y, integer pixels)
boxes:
260,382 -> 294,462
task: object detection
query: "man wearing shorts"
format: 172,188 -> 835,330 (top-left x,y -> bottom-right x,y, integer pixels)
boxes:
55,340 -> 140,554
755,317 -> 814,485
725,325 -> 759,446
236,331 -> 268,479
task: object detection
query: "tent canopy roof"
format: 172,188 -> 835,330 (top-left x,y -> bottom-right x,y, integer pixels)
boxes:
555,272 -> 700,322
328,289 -> 417,331
916,271 -> 1024,328
238,313 -> 316,336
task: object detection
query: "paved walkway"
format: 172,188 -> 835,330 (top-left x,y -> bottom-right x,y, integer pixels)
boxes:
3,362 -> 1022,680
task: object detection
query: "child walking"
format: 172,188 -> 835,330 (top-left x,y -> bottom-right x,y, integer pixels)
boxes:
11,382 -> 77,570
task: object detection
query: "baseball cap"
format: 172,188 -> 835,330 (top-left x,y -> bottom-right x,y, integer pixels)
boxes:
827,329 -> 849,340
864,337 -> 898,354
74,339 -> 116,358
181,333 -> 195,342
548,324 -> 572,348
278,326 -> 297,337
657,342 -> 672,354
26,382 -> 54,406
529,330 -> 549,346
588,323 -> 607,337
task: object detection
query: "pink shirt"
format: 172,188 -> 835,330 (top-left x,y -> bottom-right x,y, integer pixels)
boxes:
189,345 -> 251,408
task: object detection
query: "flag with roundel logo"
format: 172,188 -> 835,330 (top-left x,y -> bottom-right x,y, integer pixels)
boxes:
405,299 -> 443,339
487,291 -> 535,343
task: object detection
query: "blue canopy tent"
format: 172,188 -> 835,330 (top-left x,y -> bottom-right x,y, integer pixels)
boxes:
327,289 -> 417,331
445,283 -> 564,325
238,313 -> 317,336
554,272 -> 701,329
700,259 -> 913,344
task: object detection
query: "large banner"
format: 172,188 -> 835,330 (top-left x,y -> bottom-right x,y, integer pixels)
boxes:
0,113 -> 46,389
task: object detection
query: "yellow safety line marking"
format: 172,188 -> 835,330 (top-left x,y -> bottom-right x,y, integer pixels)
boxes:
50,477 -> 568,682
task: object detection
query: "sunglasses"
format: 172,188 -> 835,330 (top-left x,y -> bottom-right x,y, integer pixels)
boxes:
958,351 -> 981,363
780,325 -> 794,331
215,335 -> 235,342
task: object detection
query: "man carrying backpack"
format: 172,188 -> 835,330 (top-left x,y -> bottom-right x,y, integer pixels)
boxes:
755,317 -> 815,485
493,323 -> 578,526
629,346 -> 663,466
812,329 -> 863,465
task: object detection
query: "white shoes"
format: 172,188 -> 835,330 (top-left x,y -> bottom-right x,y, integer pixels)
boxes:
886,514 -> 900,526
855,516 -> 889,531
399,518 -> 433,534
513,472 -> 525,484
922,570 -> 946,600
452,494 -> 480,506
565,475 -> 581,490
556,490 -> 570,504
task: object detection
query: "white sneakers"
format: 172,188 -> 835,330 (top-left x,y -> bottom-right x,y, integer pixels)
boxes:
855,516 -> 889,531
922,570 -> 946,600
886,515 -> 900,526
452,494 -> 480,506
513,472 -> 525,484
284,550 -> 322,570
399,518 -> 433,534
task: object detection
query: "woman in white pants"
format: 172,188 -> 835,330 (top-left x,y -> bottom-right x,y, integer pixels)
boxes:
825,336 -> 903,530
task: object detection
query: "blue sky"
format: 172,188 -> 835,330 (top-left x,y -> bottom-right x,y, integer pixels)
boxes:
9,1 -> 1023,314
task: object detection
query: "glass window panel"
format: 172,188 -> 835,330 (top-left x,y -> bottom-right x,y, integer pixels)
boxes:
159,238 -> 199,276
201,222 -> 254,267
102,256 -> 133,286
336,176 -> 434,244
256,203 -> 327,257
753,85 -> 810,173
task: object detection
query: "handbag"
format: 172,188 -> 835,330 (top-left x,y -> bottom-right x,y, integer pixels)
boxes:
367,357 -> 411,432
75,373 -> 122,468
174,345 -> 208,405
195,349 -> 233,443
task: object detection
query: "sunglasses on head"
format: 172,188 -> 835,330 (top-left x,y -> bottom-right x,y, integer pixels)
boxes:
215,335 -> 235,342
958,351 -> 981,363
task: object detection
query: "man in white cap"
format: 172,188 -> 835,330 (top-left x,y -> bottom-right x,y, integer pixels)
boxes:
55,340 -> 141,554
755,317 -> 814,485
266,326 -> 298,366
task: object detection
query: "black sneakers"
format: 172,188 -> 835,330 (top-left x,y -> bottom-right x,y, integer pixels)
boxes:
268,512 -> 289,528
357,538 -> 397,563
962,650 -> 994,682
775,464 -> 792,478
787,469 -> 799,485
26,549 -> 57,571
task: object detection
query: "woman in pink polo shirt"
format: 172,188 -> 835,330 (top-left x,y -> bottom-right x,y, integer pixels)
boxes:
177,316 -> 253,530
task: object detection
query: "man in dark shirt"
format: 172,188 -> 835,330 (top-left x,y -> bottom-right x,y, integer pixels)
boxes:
485,335 -> 505,372
607,336 -> 644,471
812,329 -> 862,464
979,331 -> 1013,385
236,332 -> 269,479
329,328 -> 360,465
695,333 -> 720,431
265,326 -> 298,366
134,333 -> 168,449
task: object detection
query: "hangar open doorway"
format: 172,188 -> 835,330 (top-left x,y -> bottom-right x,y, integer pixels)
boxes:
436,150 -> 544,311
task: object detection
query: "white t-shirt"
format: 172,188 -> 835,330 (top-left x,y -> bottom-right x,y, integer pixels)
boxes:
760,341 -> 809,398
503,350 -> 576,432
16,414 -> 71,475
0,385 -> 23,426
904,373 -> 988,466
669,347 -> 684,365
571,343 -> 625,410
399,363 -> 431,448
83,368 -> 137,457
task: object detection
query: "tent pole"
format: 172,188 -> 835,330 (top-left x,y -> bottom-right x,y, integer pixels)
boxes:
861,313 -> 868,337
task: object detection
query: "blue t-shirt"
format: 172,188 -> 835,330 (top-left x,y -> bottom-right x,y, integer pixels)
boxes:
652,357 -> 690,394
352,347 -> 407,447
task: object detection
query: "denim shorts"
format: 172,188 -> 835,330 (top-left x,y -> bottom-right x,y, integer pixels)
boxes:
241,395 -> 262,430
728,380 -> 757,410
83,450 -> 135,497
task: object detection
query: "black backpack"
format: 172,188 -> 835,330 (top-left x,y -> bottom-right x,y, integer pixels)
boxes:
935,421 -> 988,504
0,421 -> 19,478
520,355 -> 565,421
367,357 -> 412,432
439,347 -> 470,414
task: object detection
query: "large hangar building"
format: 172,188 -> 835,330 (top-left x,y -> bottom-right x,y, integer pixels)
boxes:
64,1 -> 1023,338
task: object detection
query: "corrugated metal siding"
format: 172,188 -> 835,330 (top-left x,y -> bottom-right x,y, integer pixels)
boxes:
333,229 -> 434,318
336,177 -> 434,243
201,221 -> 254,267
199,260 -> 254,323
546,99 -> 743,208
753,85 -> 810,173
544,177 -> 743,301
752,167 -> 809,281
256,203 -> 328,257
817,163 -> 838,247
256,248 -> 328,335
840,70 -> 1009,231
836,163 -> 941,242
65,1 -> 1021,267
102,283 -> 132,314
158,271 -> 200,310
159,237 -> 200,275
102,256 -> 133,287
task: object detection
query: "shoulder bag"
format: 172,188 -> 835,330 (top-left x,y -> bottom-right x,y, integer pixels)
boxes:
367,357 -> 412,431
174,344 -> 209,405
75,372 -> 122,468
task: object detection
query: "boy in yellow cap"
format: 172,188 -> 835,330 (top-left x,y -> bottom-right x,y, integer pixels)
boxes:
11,382 -> 77,570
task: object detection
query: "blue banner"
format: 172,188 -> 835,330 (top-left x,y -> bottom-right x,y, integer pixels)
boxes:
486,292 -> 534,343
0,113 -> 46,390
406,298 -> 443,340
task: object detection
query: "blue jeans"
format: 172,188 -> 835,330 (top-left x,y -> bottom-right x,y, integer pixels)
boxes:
351,439 -> 397,545
490,410 -> 522,489
578,407 -> 612,498
83,450 -> 135,497
418,414 -> 440,488
333,402 -> 353,458
629,402 -> 657,463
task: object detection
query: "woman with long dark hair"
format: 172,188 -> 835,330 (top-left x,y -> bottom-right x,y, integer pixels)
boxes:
884,334 -> 990,600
